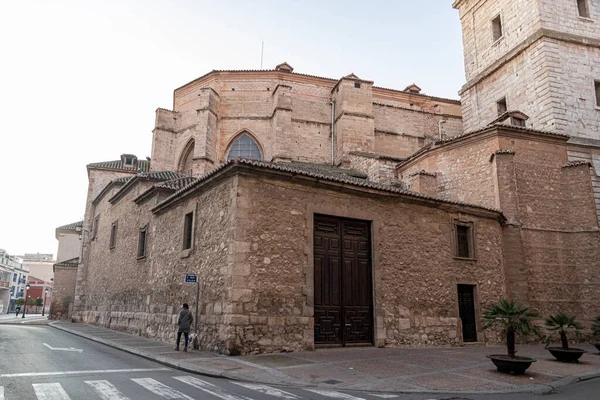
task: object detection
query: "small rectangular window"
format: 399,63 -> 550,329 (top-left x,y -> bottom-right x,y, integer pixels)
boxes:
354,82 -> 361,89
137,226 -> 147,258
183,212 -> 194,250
578,0 -> 590,18
512,117 -> 526,127
492,15 -> 503,42
92,216 -> 99,239
595,80 -> 600,107
497,97 -> 507,116
109,221 -> 118,249
455,222 -> 474,259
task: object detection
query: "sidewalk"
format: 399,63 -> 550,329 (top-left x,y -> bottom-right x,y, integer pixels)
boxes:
0,313 -> 49,324
50,320 -> 600,395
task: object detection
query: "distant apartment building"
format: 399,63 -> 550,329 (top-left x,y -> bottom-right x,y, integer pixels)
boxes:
20,253 -> 55,283
0,249 -> 27,313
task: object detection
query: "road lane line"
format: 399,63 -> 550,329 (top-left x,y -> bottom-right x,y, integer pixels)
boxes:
86,380 -> 131,400
43,343 -> 83,353
305,389 -> 366,399
369,395 -> 399,399
32,383 -> 72,400
131,378 -> 193,399
0,386 -> 4,400
174,376 -> 250,400
230,382 -> 299,399
1,368 -> 170,378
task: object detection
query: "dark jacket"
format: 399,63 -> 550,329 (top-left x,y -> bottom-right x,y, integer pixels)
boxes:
177,309 -> 193,333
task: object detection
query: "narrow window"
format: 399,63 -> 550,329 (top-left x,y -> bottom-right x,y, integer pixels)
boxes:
137,226 -> 148,258
92,216 -> 99,239
109,221 -> 118,249
354,82 -> 361,89
492,15 -> 503,42
455,222 -> 474,259
124,157 -> 133,165
595,80 -> 600,107
578,0 -> 590,18
497,97 -> 507,116
183,212 -> 194,250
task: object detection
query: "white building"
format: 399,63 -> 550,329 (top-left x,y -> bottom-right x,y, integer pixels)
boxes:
0,249 -> 26,313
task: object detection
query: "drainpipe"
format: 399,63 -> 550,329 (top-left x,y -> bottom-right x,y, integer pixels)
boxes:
438,120 -> 447,140
330,100 -> 335,165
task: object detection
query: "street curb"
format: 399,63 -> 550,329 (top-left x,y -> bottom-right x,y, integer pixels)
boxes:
48,322 -> 600,395
49,321 -> 240,381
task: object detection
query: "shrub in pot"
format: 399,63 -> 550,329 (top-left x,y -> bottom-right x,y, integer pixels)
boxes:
592,316 -> 600,354
544,312 -> 586,362
483,299 -> 540,375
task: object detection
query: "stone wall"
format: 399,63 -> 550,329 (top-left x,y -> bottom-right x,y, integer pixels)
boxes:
398,134 -> 501,209
76,175 -> 238,353
230,171 -> 505,353
50,265 -> 77,320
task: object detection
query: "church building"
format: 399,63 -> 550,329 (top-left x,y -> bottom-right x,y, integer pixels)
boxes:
61,0 -> 600,355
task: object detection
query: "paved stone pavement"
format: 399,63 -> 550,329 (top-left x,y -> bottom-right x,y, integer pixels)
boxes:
51,321 -> 600,394
0,313 -> 49,324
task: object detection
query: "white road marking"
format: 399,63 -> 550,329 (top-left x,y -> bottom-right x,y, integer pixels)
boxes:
85,380 -> 131,400
305,389 -> 366,400
230,382 -> 299,399
0,367 -> 170,378
369,395 -> 399,399
174,376 -> 247,400
43,343 -> 83,353
0,386 -> 4,400
32,383 -> 72,400
132,378 -> 193,399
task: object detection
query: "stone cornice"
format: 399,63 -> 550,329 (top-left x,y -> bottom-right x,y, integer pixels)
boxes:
173,70 -> 462,111
461,28 -> 600,94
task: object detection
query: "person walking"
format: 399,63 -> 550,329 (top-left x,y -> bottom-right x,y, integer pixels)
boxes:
175,303 -> 193,352
15,305 -> 21,317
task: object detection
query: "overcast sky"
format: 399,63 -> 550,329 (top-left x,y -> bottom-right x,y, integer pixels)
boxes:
0,0 -> 465,257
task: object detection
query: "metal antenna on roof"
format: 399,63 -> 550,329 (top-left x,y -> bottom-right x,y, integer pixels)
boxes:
261,41 -> 264,69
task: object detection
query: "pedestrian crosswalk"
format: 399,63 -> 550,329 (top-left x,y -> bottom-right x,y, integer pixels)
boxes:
0,376 -> 401,400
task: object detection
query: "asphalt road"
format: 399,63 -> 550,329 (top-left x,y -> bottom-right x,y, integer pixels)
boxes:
0,325 -> 598,400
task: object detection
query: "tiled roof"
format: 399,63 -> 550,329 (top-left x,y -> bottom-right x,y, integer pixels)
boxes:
87,159 -> 150,173
54,257 -> 79,268
155,177 -> 198,191
109,171 -> 187,205
398,123 -> 570,167
56,220 -> 83,231
563,160 -> 592,168
139,171 -> 187,181
113,176 -> 134,184
153,159 -> 502,216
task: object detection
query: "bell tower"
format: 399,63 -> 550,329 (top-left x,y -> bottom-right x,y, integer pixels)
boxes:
453,0 -> 600,220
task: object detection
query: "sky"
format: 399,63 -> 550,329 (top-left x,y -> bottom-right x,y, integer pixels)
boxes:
0,0 -> 465,257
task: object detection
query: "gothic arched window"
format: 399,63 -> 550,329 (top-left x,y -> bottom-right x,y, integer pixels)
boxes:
226,134 -> 262,161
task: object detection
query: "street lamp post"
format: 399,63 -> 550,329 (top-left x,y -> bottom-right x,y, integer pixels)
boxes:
42,288 -> 48,316
22,283 -> 30,319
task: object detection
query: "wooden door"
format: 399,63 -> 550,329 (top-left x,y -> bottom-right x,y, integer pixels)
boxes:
457,284 -> 477,342
314,215 -> 373,346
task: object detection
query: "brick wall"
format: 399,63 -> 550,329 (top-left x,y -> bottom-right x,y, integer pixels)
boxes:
151,70 -> 462,179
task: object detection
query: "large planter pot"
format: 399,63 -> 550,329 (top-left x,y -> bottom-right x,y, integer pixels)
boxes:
486,354 -> 536,375
547,347 -> 586,362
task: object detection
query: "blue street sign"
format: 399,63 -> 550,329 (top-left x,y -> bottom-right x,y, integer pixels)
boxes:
185,274 -> 197,283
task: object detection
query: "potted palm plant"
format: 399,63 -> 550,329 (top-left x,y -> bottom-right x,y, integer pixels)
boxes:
592,316 -> 600,354
544,312 -> 585,362
483,299 -> 540,375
